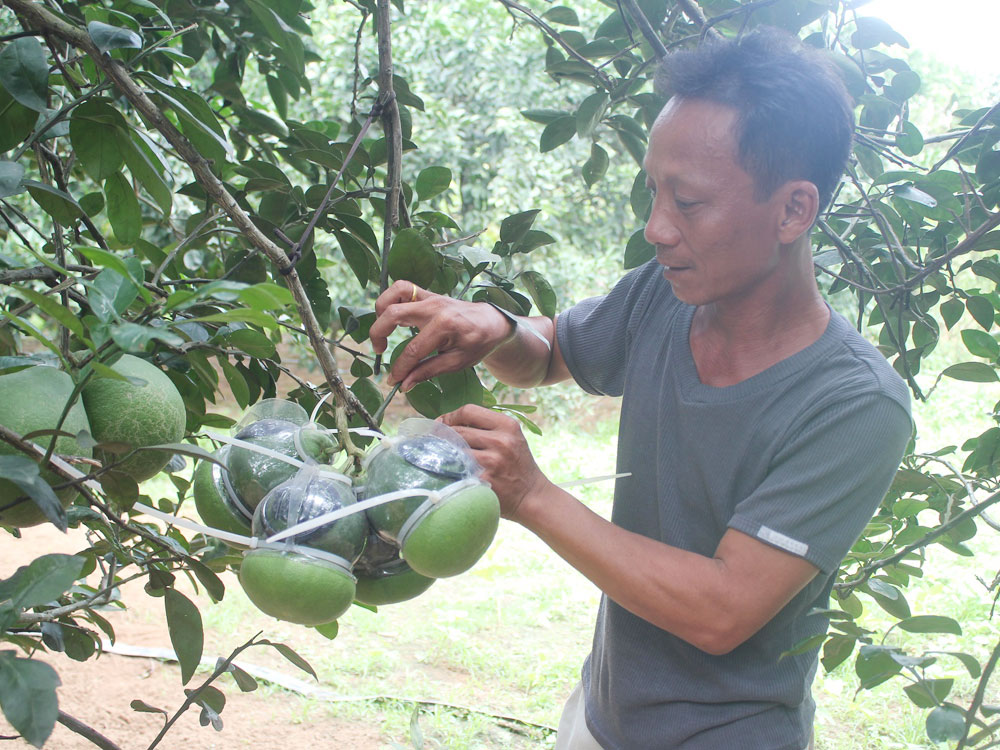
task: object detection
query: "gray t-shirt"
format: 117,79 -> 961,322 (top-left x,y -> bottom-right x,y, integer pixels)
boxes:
556,261 -> 912,750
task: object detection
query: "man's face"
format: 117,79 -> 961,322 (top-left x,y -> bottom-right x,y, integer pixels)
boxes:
643,98 -> 787,308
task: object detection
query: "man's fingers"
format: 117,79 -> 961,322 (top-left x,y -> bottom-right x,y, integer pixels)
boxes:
370,282 -> 429,354
398,350 -> 472,392
440,404 -> 512,431
374,280 -> 424,316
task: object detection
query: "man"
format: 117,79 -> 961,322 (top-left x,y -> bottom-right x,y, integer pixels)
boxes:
369,28 -> 912,750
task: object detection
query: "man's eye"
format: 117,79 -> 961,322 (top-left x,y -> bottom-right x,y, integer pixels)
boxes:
675,198 -> 698,211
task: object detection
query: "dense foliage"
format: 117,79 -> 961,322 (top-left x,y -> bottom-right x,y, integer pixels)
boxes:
0,0 -> 998,747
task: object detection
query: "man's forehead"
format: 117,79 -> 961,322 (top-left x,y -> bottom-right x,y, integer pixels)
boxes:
644,98 -> 740,174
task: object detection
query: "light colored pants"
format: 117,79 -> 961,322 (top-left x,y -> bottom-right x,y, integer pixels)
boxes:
553,682 -> 816,750
554,682 -> 603,750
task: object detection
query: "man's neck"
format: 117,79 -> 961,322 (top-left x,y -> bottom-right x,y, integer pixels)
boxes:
689,248 -> 830,387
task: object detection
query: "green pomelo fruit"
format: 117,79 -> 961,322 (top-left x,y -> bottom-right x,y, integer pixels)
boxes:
252,473 -> 367,564
355,563 -> 435,606
362,434 -> 475,543
238,548 -> 355,625
401,483 -> 500,579
81,355 -> 186,483
0,366 -> 92,527
227,420 -> 337,511
191,448 -> 252,544
353,533 -> 434,606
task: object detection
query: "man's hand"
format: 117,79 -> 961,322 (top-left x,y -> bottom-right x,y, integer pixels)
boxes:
370,281 -> 514,392
439,405 -> 551,520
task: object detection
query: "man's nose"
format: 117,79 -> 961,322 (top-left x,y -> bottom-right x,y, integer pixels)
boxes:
644,202 -> 681,248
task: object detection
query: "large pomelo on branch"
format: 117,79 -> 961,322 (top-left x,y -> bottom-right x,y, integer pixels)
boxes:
226,419 -> 338,511
0,366 -> 92,527
238,548 -> 356,626
251,472 -> 367,563
352,532 -> 435,606
360,432 -> 500,579
191,446 -> 252,544
81,355 -> 186,483
238,470 -> 367,625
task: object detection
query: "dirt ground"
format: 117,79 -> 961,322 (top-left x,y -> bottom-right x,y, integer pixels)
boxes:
0,523 -> 389,750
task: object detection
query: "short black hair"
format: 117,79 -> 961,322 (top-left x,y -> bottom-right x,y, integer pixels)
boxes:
655,27 -> 854,213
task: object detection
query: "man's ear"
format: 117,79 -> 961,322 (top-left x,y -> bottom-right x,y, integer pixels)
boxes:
776,181 -> 820,244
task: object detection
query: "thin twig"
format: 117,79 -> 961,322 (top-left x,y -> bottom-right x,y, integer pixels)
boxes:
57,711 -> 124,750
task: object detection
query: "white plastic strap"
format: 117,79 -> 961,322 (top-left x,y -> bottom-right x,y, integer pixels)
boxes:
135,501 -> 254,547
264,487 -> 430,544
206,431 -> 306,469
556,472 -> 630,489
248,539 -> 354,575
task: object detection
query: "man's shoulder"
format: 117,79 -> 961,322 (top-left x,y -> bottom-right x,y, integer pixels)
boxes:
820,311 -> 911,414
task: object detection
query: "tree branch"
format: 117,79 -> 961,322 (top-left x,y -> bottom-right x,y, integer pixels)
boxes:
57,710 -> 124,750
376,0 -> 403,296
675,0 -> 724,41
0,0 -> 378,435
618,0 -> 668,59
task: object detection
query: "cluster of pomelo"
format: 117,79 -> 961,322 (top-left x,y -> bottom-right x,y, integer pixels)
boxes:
192,407 -> 501,627
0,356 -> 186,527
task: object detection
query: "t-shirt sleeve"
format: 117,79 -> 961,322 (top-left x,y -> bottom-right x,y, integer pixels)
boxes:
727,392 -> 913,574
556,262 -> 665,397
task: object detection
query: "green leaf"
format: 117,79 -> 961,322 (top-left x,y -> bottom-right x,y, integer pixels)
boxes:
895,121 -> 924,156
513,230 -> 556,254
520,271 -> 557,318
942,362 -> 998,382
539,115 -> 576,153
164,588 -> 203,685
25,180 -> 83,225
897,615 -> 963,636
0,161 -> 25,199
940,298 -> 965,330
854,144 -> 883,179
262,641 -> 316,679
414,166 -> 451,201
941,651 -> 982,678
87,21 -> 143,55
436,368 -> 485,413
14,288 -> 87,344
582,143 -> 609,187
521,109 -> 567,125
219,358 -> 249,410
189,560 -> 225,603
542,6 -> 579,25
70,104 -> 126,182
0,652 -> 60,747
499,210 -> 540,246
104,172 -> 142,245
191,308 -> 279,329
109,321 -> 184,352
866,579 -> 910,618
0,456 -> 67,530
121,130 -> 172,214
0,554 -> 84,610
624,228 -> 654,269
852,17 -> 909,49
925,705 -> 965,743
0,37 -> 49,112
967,295 -> 996,330
237,283 -> 294,311
575,92 -> 608,138
0,88 -> 38,151
904,678 -> 953,709
961,329 -> 999,360
225,328 -> 276,359
312,621 -> 339,640
388,228 -> 437,288
226,662 -> 259,692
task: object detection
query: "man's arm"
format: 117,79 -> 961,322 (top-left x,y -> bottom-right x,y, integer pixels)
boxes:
369,280 -> 571,391
441,404 -> 819,656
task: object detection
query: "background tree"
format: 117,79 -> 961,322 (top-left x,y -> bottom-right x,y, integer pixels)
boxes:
0,0 -> 998,747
